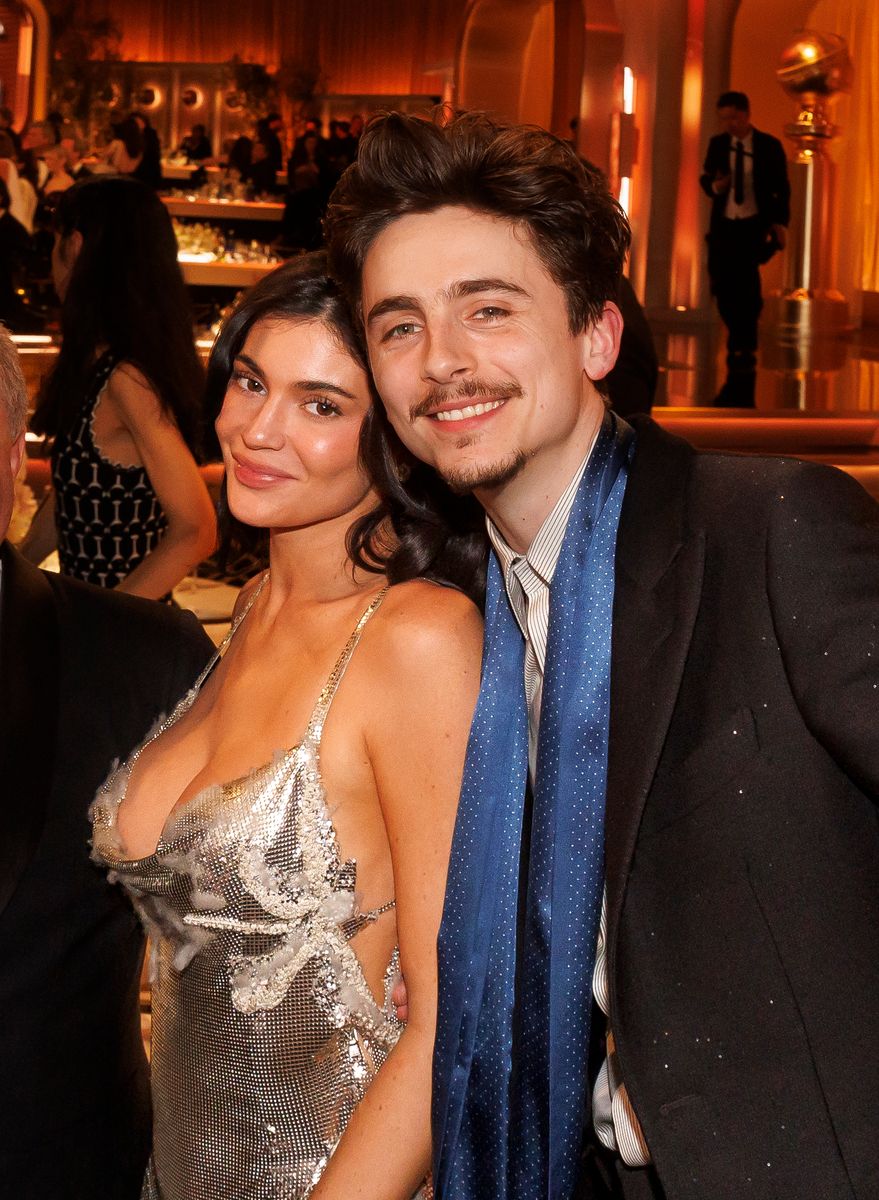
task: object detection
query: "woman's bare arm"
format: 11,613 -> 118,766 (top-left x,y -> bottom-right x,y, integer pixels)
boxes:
311,583 -> 483,1200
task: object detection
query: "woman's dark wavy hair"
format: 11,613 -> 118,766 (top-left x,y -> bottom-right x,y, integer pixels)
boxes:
204,253 -> 487,602
325,109 -> 631,333
32,176 -> 204,456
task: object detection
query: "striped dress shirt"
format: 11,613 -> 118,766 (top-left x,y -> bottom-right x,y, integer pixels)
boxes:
487,440 -> 651,1169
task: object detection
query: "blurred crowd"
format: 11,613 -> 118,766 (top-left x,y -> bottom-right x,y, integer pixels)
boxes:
0,105 -> 368,333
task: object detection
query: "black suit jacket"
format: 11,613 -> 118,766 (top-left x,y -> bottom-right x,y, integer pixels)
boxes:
699,127 -> 790,240
0,545 -> 213,1199
585,418 -> 879,1199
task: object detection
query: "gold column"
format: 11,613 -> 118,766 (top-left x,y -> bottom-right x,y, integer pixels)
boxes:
764,30 -> 853,341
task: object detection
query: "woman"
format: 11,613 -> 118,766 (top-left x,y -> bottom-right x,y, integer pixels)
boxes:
90,255 -> 484,1199
25,176 -> 216,597
41,142 -> 75,196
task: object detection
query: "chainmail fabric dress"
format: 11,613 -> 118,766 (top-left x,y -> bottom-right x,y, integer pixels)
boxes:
91,576 -> 425,1199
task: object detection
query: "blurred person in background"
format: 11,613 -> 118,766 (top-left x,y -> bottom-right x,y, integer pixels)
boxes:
40,143 -> 75,198
0,176 -> 39,332
131,111 -> 162,189
104,115 -> 144,178
0,107 -> 22,158
22,176 -> 216,597
177,122 -> 212,164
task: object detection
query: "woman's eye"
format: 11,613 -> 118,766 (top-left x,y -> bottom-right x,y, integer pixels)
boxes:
232,370 -> 265,395
304,398 -> 342,417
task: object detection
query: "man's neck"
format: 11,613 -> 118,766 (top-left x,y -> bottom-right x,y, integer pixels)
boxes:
477,400 -> 605,554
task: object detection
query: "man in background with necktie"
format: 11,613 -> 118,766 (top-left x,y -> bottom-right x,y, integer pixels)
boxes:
700,91 -> 790,405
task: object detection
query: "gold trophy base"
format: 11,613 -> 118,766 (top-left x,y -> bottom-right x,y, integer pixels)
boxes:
763,289 -> 852,341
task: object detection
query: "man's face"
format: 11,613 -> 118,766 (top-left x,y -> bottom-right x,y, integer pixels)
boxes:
361,205 -> 617,497
0,408 -> 26,543
717,105 -> 752,139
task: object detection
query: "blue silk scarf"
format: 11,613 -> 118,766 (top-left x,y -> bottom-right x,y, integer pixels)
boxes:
432,412 -> 634,1200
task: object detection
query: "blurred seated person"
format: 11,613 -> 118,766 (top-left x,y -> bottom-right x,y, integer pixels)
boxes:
59,133 -> 92,182
131,111 -> 162,189
606,275 -> 659,417
0,107 -> 22,158
104,116 -> 144,177
41,143 -> 76,198
177,123 -> 213,164
349,113 -> 364,141
326,119 -> 357,180
225,134 -> 253,183
0,324 -> 213,1200
0,132 -> 33,232
0,176 -> 40,332
283,132 -> 331,249
18,122 -> 53,194
257,113 -> 283,173
248,137 -> 278,195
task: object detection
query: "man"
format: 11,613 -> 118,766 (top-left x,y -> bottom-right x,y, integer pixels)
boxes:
0,327 -> 213,1199
700,91 -> 790,405
326,112 -> 879,1200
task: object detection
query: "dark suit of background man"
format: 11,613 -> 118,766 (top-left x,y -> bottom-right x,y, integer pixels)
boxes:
700,91 -> 790,403
327,110 -> 879,1200
0,328 -> 213,1199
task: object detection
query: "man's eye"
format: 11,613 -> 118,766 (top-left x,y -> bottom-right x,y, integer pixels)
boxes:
474,306 -> 507,320
383,322 -> 419,341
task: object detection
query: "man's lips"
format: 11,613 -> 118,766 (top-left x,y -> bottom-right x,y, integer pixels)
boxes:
428,398 -> 507,423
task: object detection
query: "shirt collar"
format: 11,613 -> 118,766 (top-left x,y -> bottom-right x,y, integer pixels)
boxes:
486,424 -> 600,590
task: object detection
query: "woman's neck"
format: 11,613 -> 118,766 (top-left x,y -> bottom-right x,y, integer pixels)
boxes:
265,497 -> 384,610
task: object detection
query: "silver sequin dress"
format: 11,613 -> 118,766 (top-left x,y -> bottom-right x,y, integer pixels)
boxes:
91,579 -> 418,1200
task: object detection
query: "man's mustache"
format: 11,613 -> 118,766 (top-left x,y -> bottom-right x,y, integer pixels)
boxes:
409,380 -> 523,422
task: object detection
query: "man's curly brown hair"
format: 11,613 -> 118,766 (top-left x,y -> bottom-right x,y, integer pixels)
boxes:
324,109 -> 631,335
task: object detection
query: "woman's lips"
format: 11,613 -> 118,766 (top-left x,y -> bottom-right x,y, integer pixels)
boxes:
231,455 -> 295,489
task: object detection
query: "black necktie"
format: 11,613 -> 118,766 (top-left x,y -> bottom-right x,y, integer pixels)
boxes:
734,139 -> 745,205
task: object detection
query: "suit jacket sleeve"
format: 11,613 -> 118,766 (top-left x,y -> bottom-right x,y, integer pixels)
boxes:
763,134 -> 791,227
766,463 -> 879,796
699,135 -> 726,199
163,610 -> 214,713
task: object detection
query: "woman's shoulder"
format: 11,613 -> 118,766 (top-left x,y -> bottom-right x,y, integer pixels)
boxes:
371,578 -> 482,666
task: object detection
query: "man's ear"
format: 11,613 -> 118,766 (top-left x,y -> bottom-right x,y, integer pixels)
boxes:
581,301 -> 623,381
9,431 -> 25,480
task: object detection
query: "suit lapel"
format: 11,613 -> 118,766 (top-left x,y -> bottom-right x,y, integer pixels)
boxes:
0,543 -> 60,917
605,419 -> 705,950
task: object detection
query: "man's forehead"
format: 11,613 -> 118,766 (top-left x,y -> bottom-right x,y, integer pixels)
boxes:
362,207 -> 547,297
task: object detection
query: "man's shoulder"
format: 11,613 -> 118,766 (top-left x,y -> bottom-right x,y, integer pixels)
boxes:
46,571 -> 211,664
751,127 -> 785,154
629,418 -> 875,524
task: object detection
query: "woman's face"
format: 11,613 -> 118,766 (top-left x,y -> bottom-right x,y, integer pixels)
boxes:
216,316 -> 377,532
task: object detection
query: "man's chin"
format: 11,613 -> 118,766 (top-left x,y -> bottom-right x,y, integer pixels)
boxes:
438,450 -> 530,496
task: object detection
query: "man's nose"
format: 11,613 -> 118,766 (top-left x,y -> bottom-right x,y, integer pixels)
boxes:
421,319 -> 477,385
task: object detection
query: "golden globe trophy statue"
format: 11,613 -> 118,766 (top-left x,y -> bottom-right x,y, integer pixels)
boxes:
765,30 -> 853,342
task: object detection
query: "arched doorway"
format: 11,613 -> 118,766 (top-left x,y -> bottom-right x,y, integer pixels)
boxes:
456,0 -> 624,175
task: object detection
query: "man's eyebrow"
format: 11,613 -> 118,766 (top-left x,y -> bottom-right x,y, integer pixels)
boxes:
448,278 -> 530,301
365,296 -> 421,326
366,279 -> 530,327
